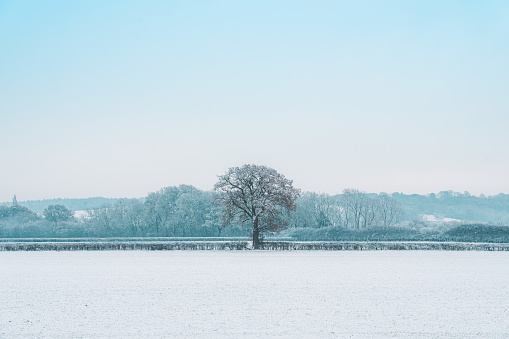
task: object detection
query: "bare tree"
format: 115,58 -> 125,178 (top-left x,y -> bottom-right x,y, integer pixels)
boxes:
294,192 -> 340,228
293,192 -> 318,228
341,189 -> 366,229
360,196 -> 379,228
377,194 -> 403,227
214,164 -> 300,248
315,193 -> 342,227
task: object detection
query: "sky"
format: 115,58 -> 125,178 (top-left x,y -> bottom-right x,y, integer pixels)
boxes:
1,0 -> 508,202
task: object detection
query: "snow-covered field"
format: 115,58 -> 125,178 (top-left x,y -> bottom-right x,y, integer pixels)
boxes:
1,251 -> 509,338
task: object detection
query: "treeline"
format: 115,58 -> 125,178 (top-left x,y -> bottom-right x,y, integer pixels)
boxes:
0,197 -> 119,213
293,190 -> 402,229
0,186 -> 246,238
4,190 -> 509,223
0,187 -> 404,238
1,186 -> 509,241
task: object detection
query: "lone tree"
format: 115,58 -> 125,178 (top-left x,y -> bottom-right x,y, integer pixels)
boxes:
214,164 -> 300,248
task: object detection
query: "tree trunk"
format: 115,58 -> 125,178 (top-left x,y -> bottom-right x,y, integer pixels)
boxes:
252,217 -> 260,249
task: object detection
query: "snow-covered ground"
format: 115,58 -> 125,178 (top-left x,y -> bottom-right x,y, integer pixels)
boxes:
1,251 -> 509,338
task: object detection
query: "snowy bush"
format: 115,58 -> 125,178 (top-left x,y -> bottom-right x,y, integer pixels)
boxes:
443,224 -> 509,243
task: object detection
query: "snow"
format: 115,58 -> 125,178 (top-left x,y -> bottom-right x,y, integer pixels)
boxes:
1,251 -> 509,338
421,214 -> 461,222
73,210 -> 89,220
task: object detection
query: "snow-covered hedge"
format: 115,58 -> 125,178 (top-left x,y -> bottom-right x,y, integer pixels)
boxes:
0,241 -> 250,251
0,237 -> 252,243
1,241 -> 509,251
261,241 -> 509,251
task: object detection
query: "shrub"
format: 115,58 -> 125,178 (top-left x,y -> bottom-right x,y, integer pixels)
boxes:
443,224 -> 509,243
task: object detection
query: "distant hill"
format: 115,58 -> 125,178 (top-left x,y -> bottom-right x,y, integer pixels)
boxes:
0,197 -> 120,213
389,191 -> 509,224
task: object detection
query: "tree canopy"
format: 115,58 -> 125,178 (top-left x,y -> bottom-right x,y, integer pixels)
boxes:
214,164 -> 300,248
43,204 -> 74,224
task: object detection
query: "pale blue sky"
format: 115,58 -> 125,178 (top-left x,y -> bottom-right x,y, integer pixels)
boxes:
1,1 -> 508,201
